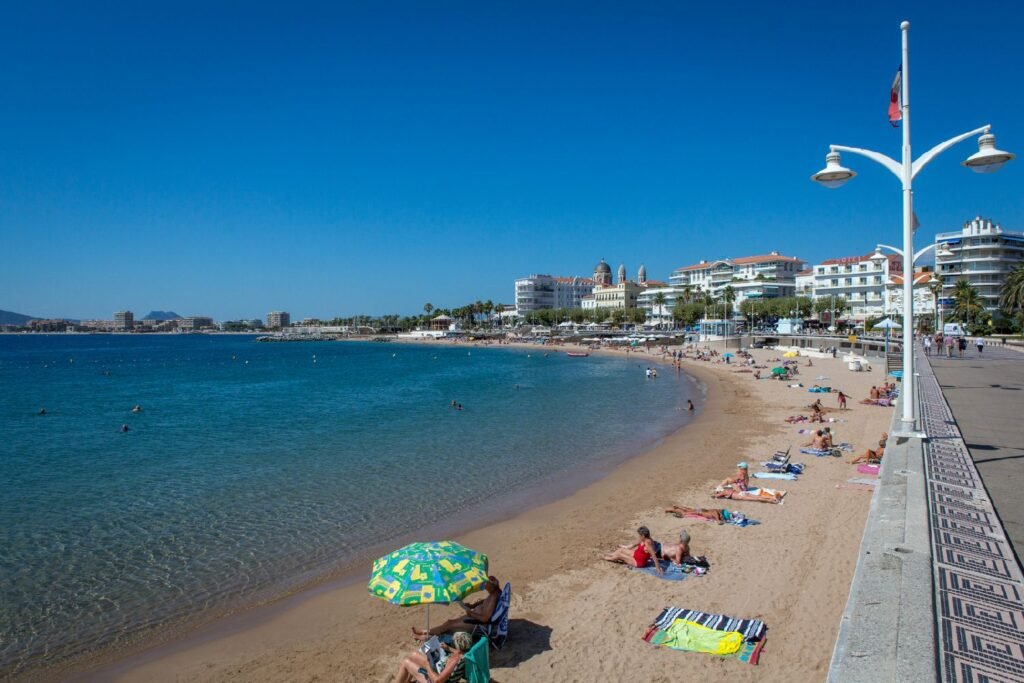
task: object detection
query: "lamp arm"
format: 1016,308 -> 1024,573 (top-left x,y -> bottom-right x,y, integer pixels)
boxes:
830,145 -> 903,180
911,125 -> 991,179
913,243 -> 937,262
877,243 -> 904,256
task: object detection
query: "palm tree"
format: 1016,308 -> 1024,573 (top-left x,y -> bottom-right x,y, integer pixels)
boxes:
951,280 -> 984,328
999,266 -> 1024,328
652,292 -> 667,329
722,285 -> 736,318
681,284 -> 693,304
483,300 -> 494,328
928,274 -> 944,333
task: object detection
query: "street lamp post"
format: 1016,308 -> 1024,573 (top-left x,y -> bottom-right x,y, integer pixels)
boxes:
812,21 -> 1014,432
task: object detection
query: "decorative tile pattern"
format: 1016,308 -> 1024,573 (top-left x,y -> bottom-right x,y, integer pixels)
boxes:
920,351 -> 1024,682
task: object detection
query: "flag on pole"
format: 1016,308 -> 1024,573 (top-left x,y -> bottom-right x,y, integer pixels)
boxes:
912,211 -> 920,232
888,65 -> 902,127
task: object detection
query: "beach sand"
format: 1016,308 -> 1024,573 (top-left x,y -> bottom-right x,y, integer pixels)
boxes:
97,344 -> 893,683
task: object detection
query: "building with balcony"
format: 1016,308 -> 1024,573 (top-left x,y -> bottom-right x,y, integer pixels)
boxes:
885,270 -> 938,321
113,310 -> 134,331
668,252 -> 806,307
177,316 -> 214,332
267,311 -> 290,329
795,269 -> 815,297
935,217 -> 1024,314
810,251 -> 902,322
514,274 -> 596,316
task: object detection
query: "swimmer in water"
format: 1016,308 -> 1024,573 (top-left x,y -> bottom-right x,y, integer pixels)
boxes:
450,400 -> 457,408
687,399 -> 695,412
38,408 -> 47,415
120,424 -> 130,432
131,405 -> 142,413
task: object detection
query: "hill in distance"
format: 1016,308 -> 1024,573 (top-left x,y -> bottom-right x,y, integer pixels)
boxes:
143,311 -> 182,321
0,310 -> 37,325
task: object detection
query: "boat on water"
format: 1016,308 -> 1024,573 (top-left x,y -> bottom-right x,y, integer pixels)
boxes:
566,351 -> 589,357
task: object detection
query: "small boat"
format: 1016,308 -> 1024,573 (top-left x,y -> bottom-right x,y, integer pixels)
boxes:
566,352 -> 589,357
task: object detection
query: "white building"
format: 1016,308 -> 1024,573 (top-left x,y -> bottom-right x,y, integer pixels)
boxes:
811,252 -> 902,322
795,269 -> 815,297
267,311 -> 290,329
514,274 -> 595,316
113,310 -> 134,331
935,216 -> 1024,314
668,252 -> 806,307
884,271 -> 937,320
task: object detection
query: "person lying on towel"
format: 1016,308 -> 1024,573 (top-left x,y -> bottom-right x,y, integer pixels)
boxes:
850,433 -> 888,465
665,505 -> 732,525
713,486 -> 786,504
411,576 -> 501,640
603,525 -> 664,576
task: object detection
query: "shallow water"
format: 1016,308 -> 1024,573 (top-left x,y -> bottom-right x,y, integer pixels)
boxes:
0,335 -> 693,676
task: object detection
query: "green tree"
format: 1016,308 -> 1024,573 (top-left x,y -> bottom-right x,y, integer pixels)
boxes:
950,279 -> 985,328
999,266 -> 1024,329
652,292 -> 667,329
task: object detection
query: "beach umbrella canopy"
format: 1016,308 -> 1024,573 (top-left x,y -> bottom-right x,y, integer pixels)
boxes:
722,353 -> 734,358
772,366 -> 787,375
368,541 -> 489,607
783,351 -> 799,358
874,318 -> 902,329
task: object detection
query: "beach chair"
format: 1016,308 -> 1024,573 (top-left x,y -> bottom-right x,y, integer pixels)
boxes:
769,446 -> 791,468
468,582 -> 510,650
461,637 -> 491,683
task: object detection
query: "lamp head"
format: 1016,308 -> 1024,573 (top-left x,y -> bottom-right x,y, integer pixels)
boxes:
963,133 -> 1015,174
869,247 -> 888,264
935,243 -> 955,259
812,151 -> 856,188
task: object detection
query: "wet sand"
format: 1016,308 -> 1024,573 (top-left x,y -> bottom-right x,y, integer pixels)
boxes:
87,343 -> 892,682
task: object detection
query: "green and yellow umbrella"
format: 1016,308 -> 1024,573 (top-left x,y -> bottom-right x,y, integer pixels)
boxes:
368,541 -> 489,627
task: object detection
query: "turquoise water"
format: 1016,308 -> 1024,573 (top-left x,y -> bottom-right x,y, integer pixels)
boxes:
0,335 -> 695,676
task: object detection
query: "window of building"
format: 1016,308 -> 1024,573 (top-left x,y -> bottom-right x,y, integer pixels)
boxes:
845,278 -> 852,285
831,279 -> 838,286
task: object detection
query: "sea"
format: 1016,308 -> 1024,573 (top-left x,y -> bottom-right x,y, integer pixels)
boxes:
0,334 -> 697,677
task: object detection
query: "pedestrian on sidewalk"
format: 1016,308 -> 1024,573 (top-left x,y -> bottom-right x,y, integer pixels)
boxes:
945,335 -> 954,358
976,337 -> 985,354
923,334 -> 932,355
957,336 -> 967,358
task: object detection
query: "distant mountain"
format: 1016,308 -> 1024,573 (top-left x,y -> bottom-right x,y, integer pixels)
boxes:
0,309 -> 37,325
143,311 -> 182,321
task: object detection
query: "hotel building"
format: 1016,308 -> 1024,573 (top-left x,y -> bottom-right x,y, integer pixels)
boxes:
885,270 -> 937,320
935,216 -> 1024,314
668,252 -> 806,307
113,310 -> 134,331
267,311 -> 291,329
810,252 -> 902,322
177,316 -> 214,332
514,274 -> 595,316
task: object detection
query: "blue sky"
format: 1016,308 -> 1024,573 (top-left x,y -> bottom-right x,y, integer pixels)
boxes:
1,1 -> 1021,320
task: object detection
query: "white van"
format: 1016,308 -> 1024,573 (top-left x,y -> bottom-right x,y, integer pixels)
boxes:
943,323 -> 966,336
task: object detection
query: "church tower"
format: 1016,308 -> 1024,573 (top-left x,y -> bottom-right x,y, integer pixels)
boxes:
638,264 -> 647,285
617,263 -> 626,285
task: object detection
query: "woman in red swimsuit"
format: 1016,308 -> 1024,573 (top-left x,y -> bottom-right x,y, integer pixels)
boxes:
602,526 -> 663,576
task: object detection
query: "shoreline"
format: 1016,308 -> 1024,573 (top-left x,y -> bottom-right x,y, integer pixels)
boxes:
57,342 -> 889,682
34,341 -> 697,682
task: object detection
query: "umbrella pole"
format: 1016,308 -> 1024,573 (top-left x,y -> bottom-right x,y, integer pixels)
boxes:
426,603 -> 430,633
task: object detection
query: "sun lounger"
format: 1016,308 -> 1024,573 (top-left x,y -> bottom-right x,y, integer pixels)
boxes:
768,446 -> 790,468
467,582 -> 510,650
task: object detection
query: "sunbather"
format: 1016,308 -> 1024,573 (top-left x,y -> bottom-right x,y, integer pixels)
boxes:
851,433 -> 888,464
713,486 -> 786,503
603,525 -> 663,576
411,577 -> 501,640
659,530 -> 694,565
804,430 -> 827,450
665,504 -> 729,524
394,630 -> 473,683
716,463 -> 749,491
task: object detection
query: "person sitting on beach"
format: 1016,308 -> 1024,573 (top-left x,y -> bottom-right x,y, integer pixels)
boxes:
869,386 -> 880,400
659,530 -> 694,566
822,427 -> 835,449
665,504 -> 730,524
411,576 -> 501,641
804,430 -> 827,450
851,434 -> 888,464
716,463 -> 749,492
602,526 -> 663,576
394,630 -> 472,683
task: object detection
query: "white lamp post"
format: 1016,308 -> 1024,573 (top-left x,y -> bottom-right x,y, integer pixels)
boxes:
812,21 -> 1014,433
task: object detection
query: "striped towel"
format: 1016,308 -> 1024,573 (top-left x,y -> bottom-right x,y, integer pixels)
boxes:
652,607 -> 767,642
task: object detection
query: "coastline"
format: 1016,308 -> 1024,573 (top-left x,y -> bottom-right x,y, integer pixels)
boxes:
68,342 -> 890,682
34,340 -> 695,682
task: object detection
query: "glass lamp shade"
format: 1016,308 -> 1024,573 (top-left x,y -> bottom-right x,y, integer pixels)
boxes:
963,133 -> 1015,174
812,151 -> 856,188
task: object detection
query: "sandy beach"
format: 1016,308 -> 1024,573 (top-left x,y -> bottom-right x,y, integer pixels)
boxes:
90,341 -> 893,683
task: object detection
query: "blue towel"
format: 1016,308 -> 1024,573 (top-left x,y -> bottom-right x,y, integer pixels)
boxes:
800,448 -> 834,457
726,512 -> 760,527
753,472 -> 797,481
632,560 -> 690,581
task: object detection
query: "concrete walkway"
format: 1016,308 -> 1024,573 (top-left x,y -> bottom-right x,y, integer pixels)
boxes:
928,344 -> 1024,566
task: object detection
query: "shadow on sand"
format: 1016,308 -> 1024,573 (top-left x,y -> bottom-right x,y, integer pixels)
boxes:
489,619 -> 553,676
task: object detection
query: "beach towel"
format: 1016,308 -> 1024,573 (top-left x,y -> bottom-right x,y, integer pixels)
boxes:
645,619 -> 743,656
857,464 -> 880,475
801,448 -> 840,458
652,607 -> 767,642
761,462 -> 804,474
736,637 -> 766,665
727,513 -> 760,527
631,560 -> 693,581
752,472 -> 797,481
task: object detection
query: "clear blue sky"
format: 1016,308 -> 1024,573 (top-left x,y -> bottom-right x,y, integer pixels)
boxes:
1,1 -> 1021,320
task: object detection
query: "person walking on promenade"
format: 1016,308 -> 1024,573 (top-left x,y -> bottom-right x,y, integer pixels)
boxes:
976,337 -> 985,354
945,335 -> 954,358
958,336 -> 967,358
923,334 -> 932,356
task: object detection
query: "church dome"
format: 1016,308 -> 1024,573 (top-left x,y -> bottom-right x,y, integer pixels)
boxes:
638,264 -> 647,278
594,259 -> 612,274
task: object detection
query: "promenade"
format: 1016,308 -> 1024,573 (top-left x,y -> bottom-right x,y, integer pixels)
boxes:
929,343 -> 1024,564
